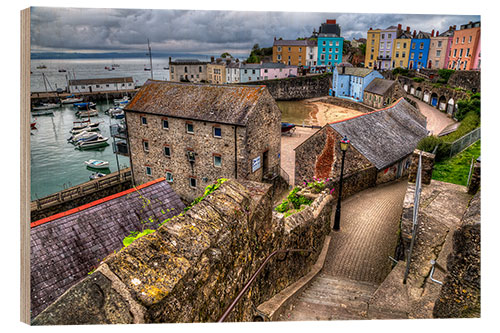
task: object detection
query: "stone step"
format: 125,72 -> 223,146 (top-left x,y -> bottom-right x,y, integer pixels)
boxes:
285,299 -> 369,321
300,288 -> 372,306
314,274 -> 379,293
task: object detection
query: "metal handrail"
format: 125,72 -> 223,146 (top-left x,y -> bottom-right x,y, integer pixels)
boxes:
217,248 -> 312,322
403,151 -> 423,284
429,260 -> 443,285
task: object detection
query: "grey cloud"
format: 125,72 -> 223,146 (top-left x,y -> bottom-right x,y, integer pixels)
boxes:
30,7 -> 480,55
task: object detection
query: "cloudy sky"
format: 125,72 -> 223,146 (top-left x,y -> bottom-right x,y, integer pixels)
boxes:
30,5 -> 480,57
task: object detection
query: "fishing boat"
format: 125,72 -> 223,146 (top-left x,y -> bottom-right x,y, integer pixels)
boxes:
77,109 -> 98,118
84,159 -> 110,169
112,110 -> 125,119
73,102 -> 96,110
76,136 -> 109,150
71,119 -> 100,131
36,64 -> 47,69
30,122 -> 37,130
58,68 -> 67,72
281,122 -> 296,134
90,172 -> 106,180
31,110 -> 54,116
68,131 -> 100,144
32,103 -> 59,111
61,95 -> 83,104
113,96 -> 130,105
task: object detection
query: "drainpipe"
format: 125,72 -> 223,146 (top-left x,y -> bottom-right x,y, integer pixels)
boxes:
234,126 -> 238,178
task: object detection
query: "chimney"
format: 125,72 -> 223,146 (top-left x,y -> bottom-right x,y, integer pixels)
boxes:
413,30 -> 416,38
431,30 -> 435,37
453,25 -> 456,30
226,59 -> 231,65
449,26 -> 452,31
327,19 -> 336,24
274,36 -> 276,41
169,56 -> 172,64
406,26 -> 410,32
369,27 -> 372,30
398,24 -> 402,30
436,31 -> 439,36
211,56 -> 214,63
236,59 -> 239,63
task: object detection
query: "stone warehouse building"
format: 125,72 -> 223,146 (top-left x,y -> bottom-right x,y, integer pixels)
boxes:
363,78 -> 397,108
124,80 -> 282,202
169,58 -> 209,83
68,77 -> 135,94
294,98 -> 427,191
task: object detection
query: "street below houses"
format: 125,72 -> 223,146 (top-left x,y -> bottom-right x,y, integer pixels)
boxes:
280,126 -> 319,186
408,96 -> 456,136
280,179 -> 409,321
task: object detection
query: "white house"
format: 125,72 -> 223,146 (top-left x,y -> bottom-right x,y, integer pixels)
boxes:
68,77 -> 135,94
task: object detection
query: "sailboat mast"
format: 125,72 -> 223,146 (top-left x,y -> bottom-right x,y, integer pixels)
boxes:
42,73 -> 48,93
148,38 -> 154,80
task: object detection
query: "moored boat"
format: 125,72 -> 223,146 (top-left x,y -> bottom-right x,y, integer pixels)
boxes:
73,102 -> 96,110
32,103 -> 59,111
113,96 -> 130,105
281,122 -> 296,134
61,95 -> 83,104
84,159 -> 110,169
77,109 -> 99,118
31,122 -> 37,130
71,119 -> 100,131
68,131 -> 100,144
31,110 -> 54,116
90,172 -> 106,180
76,136 -> 109,150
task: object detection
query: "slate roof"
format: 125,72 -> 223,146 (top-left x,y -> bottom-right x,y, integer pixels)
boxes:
125,80 -> 268,126
416,31 -> 432,39
273,39 -> 310,46
338,67 -> 375,78
364,78 -> 395,96
329,98 -> 428,170
68,77 -> 134,86
170,59 -> 208,65
30,179 -> 185,318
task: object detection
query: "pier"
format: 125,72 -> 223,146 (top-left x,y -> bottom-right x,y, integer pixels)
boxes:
30,88 -> 140,104
31,168 -> 133,222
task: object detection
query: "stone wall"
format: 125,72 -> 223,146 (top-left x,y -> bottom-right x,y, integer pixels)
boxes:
433,191 -> 481,318
323,96 -> 375,113
448,70 -> 481,93
240,74 -> 332,100
32,179 -> 332,325
31,180 -> 133,222
408,149 -> 436,185
376,155 -> 412,185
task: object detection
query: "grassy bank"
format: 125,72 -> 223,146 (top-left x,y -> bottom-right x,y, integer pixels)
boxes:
432,140 -> 480,186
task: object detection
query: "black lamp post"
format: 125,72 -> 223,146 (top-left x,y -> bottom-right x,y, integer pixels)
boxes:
333,135 -> 350,231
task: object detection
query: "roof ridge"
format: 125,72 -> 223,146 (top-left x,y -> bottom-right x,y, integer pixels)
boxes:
31,177 -> 166,228
328,97 -> 404,125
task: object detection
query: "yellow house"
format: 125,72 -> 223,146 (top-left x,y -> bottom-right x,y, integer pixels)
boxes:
273,39 -> 309,66
392,31 -> 412,69
207,57 -> 228,84
365,29 -> 380,69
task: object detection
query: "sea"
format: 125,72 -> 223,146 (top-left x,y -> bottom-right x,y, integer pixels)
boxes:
29,57 -> 312,201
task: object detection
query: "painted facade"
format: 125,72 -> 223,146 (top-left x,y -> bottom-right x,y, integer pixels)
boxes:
207,61 -> 227,84
305,41 -> 318,67
260,63 -> 298,80
392,30 -> 412,69
365,28 -> 381,69
273,39 -> 308,66
332,65 -> 383,102
240,63 -> 262,82
317,35 -> 343,68
473,35 -> 481,70
429,28 -> 455,69
376,25 -> 402,70
226,62 -> 241,84
448,21 -> 481,71
408,32 -> 431,70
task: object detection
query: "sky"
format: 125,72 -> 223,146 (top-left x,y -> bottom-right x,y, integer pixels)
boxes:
30,6 -> 480,57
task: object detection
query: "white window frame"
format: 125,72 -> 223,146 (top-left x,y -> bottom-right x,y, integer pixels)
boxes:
186,123 -> 194,134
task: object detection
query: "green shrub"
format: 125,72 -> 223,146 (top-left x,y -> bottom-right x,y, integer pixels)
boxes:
275,187 -> 313,214
455,95 -> 480,121
437,69 -> 455,83
417,135 -> 442,153
412,77 -> 424,82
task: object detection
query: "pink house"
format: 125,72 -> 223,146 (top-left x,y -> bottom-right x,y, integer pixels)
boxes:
260,62 -> 298,80
473,36 -> 481,70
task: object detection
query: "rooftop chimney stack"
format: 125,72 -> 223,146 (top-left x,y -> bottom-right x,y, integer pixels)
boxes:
369,27 -> 372,30
431,30 -> 435,37
398,24 -> 402,30
211,56 -> 214,63
169,56 -> 172,64
413,30 -> 416,38
436,31 -> 439,36
453,25 -> 456,30
406,26 -> 410,32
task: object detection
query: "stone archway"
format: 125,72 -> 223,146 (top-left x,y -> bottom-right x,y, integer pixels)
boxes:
404,84 -> 408,92
416,87 -> 423,99
423,90 -> 431,103
410,86 -> 415,95
431,92 -> 439,107
447,97 -> 455,115
438,95 -> 447,111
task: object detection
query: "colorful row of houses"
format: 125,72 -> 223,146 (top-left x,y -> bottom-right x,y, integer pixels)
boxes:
168,57 -> 298,84
365,21 -> 480,71
272,19 -> 344,71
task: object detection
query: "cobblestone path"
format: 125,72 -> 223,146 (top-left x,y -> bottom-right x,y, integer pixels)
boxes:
281,179 -> 409,321
408,96 -> 455,136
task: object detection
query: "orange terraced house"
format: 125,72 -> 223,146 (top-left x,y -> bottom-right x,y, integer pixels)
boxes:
273,38 -> 311,66
448,21 -> 480,70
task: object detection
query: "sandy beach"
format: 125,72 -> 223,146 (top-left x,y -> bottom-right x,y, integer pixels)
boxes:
306,99 -> 364,126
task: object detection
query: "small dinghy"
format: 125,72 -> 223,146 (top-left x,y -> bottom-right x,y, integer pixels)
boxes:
71,119 -> 100,132
61,95 -> 83,104
84,159 -> 110,169
73,102 -> 96,110
76,136 -> 109,150
68,131 -> 99,144
32,103 -> 59,111
113,96 -> 130,105
89,172 -> 106,180
281,122 -> 296,134
76,109 -> 98,118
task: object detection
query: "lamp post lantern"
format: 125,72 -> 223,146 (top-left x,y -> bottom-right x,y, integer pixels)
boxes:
333,135 -> 350,231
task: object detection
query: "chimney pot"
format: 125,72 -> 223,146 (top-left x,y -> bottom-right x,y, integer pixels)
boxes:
436,31 -> 439,36
398,24 -> 402,30
454,25 -> 456,29
211,56 -> 214,63
413,30 -> 416,38
406,26 -> 410,32
431,30 -> 434,37
169,56 -> 172,63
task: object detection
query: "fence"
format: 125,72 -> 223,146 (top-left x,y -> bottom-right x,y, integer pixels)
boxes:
403,152 -> 423,284
32,168 -> 132,210
448,127 -> 480,158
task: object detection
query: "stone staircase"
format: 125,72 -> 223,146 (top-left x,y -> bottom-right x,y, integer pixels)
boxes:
283,273 -> 379,321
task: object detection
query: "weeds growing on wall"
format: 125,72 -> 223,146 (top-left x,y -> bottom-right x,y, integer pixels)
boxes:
275,187 -> 313,216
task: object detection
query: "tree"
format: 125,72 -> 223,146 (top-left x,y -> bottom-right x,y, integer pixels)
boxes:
221,52 -> 232,58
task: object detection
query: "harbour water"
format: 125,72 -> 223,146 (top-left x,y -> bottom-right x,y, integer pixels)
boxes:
29,58 -> 313,202
30,101 -> 130,201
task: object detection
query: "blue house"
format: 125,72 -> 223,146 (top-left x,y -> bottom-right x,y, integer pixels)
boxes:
239,63 -> 262,83
331,63 -> 383,102
316,20 -> 344,70
408,31 -> 431,70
